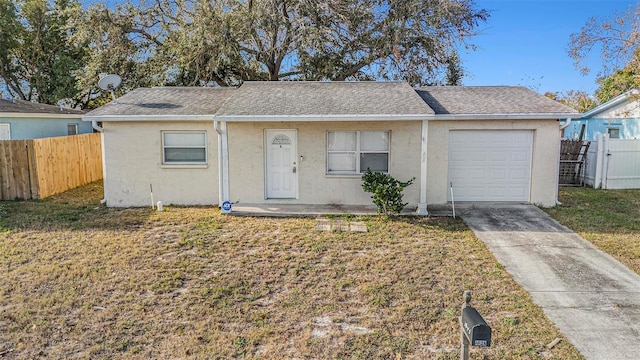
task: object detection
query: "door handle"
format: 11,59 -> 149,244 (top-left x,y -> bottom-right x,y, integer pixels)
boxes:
293,166 -> 297,173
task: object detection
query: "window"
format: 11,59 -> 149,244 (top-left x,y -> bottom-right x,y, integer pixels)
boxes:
327,131 -> 389,174
67,123 -> 78,135
162,131 -> 207,165
0,124 -> 10,140
607,128 -> 620,139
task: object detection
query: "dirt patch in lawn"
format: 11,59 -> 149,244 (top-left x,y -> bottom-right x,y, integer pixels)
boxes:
0,182 -> 582,359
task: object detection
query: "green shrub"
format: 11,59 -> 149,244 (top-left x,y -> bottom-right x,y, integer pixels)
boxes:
361,169 -> 415,215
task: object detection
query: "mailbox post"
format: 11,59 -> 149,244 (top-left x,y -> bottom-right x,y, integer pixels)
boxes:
459,290 -> 491,360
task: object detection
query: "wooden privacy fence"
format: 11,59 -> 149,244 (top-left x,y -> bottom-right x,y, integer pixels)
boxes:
0,133 -> 102,200
559,139 -> 590,186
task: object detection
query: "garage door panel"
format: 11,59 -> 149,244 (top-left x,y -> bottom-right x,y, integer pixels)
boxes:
489,152 -> 507,161
510,169 -> 527,180
488,187 -> 507,197
489,169 -> 507,180
462,187 -> 489,198
510,151 -> 529,161
448,130 -> 532,202
509,187 -> 527,197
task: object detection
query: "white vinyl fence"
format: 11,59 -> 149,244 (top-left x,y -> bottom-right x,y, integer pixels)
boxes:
584,134 -> 640,189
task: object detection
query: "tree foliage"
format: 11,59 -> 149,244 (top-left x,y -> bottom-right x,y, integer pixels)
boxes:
72,0 -> 488,95
594,65 -> 640,104
568,4 -> 640,103
445,49 -> 463,86
0,0 -> 85,105
568,3 -> 639,76
545,90 -> 596,113
2,0 -> 489,108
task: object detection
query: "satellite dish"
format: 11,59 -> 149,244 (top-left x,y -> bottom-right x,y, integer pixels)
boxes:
98,74 -> 122,103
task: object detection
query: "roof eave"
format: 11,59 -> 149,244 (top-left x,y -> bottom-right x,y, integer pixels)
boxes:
432,113 -> 578,120
209,114 -> 433,121
82,114 -> 216,122
1,112 -> 84,118
581,89 -> 639,118
83,113 -> 578,122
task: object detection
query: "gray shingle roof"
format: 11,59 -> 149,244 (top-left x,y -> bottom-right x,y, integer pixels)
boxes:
85,87 -> 236,117
0,98 -> 84,115
216,81 -> 434,116
416,86 -> 579,115
83,82 -> 580,120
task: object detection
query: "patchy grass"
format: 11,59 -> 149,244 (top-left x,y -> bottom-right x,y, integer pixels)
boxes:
0,182 -> 582,359
545,187 -> 640,275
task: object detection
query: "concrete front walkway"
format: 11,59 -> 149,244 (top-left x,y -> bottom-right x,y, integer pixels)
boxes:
458,203 -> 640,360
227,204 -> 426,217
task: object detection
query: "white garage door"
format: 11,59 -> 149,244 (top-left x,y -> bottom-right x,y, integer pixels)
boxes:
448,130 -> 533,202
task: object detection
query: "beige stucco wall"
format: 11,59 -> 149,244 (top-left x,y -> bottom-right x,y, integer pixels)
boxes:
102,121 -> 218,207
426,119 -> 560,207
227,121 -> 422,207
102,118 -> 560,208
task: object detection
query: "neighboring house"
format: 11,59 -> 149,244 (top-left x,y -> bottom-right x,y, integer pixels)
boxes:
0,98 -> 89,140
83,82 -> 578,211
563,89 -> 640,140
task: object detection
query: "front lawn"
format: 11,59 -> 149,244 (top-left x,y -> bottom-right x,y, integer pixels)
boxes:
0,182 -> 581,359
544,187 -> 640,275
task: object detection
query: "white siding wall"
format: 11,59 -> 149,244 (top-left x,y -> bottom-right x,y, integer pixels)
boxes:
102,121 -> 218,207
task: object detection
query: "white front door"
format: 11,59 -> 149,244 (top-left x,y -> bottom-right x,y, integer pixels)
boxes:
265,130 -> 298,199
0,124 -> 10,140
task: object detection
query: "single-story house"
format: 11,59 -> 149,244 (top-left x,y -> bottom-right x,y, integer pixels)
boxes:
563,89 -> 640,140
0,98 -> 90,140
83,81 -> 579,212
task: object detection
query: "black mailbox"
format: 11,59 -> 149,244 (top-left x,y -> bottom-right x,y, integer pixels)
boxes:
461,306 -> 491,347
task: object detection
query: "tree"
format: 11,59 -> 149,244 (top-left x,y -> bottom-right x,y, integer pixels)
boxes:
594,66 -> 639,103
568,3 -> 639,76
67,1 -> 167,108
445,50 -> 463,85
72,0 -> 489,95
545,90 -> 596,113
0,0 -> 21,97
0,0 -> 86,105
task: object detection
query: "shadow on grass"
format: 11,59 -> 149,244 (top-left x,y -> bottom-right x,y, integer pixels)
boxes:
0,181 -> 157,232
547,187 -> 640,234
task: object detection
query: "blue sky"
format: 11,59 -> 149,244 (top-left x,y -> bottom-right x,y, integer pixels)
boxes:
460,0 -> 636,95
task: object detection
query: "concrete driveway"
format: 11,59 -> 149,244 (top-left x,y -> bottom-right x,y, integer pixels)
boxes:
458,203 -> 640,360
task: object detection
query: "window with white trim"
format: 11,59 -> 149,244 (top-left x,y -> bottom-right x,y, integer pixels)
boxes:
0,124 -> 10,140
327,131 -> 389,174
162,131 -> 207,165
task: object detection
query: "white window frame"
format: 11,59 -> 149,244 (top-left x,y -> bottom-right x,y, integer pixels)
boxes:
326,130 -> 390,175
161,130 -> 208,165
67,123 -> 78,136
0,123 -> 10,140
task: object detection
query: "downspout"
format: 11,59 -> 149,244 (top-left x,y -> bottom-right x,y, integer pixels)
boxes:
92,120 -> 103,133
559,117 -> 572,131
416,119 -> 429,215
555,118 -> 572,205
91,120 -> 107,204
214,118 -> 229,207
